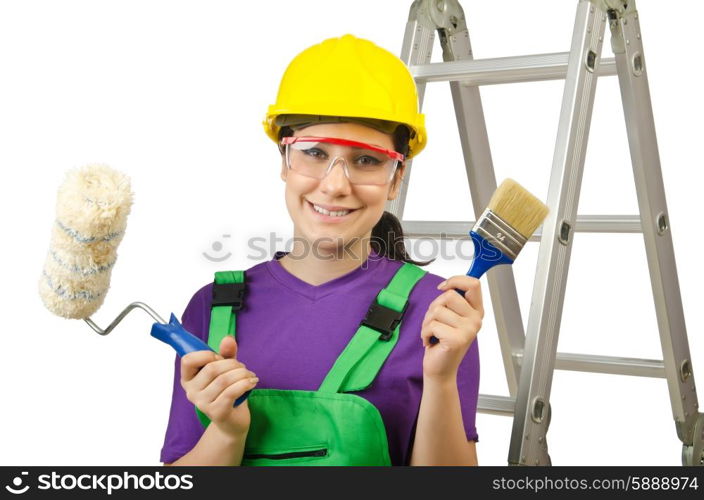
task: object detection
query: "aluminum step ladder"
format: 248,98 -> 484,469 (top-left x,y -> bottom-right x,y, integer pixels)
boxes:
390,0 -> 704,465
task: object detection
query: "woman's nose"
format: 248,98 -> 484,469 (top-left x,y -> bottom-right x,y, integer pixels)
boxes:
319,157 -> 352,194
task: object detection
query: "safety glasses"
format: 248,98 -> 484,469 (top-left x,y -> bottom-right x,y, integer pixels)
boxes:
281,136 -> 404,186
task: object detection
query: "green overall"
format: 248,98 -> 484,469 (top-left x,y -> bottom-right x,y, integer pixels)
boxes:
194,262 -> 426,466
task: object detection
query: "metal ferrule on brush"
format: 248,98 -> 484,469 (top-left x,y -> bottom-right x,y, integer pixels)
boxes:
472,208 -> 526,261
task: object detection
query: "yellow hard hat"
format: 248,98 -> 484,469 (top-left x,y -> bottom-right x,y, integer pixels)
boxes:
263,34 -> 427,158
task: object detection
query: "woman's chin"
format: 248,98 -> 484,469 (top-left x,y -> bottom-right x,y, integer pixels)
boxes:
299,226 -> 357,252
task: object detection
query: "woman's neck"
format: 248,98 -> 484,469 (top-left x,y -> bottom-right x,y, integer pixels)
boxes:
278,235 -> 373,286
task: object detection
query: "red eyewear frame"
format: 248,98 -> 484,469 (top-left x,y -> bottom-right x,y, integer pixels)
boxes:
280,136 -> 405,162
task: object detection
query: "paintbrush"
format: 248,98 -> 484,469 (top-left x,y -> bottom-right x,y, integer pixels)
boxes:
429,179 -> 548,344
455,179 -> 548,297
463,178 -> 549,285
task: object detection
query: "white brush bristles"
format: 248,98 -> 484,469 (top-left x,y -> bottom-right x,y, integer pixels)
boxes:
39,164 -> 133,319
487,178 -> 549,240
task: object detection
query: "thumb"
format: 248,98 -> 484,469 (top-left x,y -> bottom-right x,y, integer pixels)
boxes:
219,335 -> 238,359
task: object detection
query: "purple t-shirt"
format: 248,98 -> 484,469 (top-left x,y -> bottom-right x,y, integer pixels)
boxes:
160,249 -> 480,465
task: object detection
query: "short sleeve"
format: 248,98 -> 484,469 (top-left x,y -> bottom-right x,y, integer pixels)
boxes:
458,336 -> 480,441
159,284 -> 211,464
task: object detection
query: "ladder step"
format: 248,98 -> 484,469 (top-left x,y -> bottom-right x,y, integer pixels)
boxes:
411,52 -> 617,85
475,354 -> 664,418
402,215 -> 641,239
478,394 -> 515,416
514,351 -> 666,378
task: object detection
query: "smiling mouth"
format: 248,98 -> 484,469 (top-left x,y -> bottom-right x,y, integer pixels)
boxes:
307,200 -> 360,218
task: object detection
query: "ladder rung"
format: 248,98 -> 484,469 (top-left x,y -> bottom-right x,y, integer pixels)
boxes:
402,215 -> 641,239
478,394 -> 515,416
411,52 -> 617,85
514,351 -> 666,378
477,354 -> 664,418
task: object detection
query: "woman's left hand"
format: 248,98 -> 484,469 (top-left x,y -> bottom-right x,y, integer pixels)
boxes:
420,275 -> 484,382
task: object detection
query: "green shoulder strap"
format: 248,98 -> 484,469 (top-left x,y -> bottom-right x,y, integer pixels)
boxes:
195,270 -> 245,428
318,262 -> 426,394
208,270 -> 245,347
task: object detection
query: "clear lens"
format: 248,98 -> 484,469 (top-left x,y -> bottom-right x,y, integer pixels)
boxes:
285,140 -> 398,185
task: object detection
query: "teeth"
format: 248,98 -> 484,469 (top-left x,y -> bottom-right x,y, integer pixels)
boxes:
312,203 -> 351,217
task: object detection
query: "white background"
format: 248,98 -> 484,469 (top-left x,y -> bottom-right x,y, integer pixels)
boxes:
0,0 -> 702,466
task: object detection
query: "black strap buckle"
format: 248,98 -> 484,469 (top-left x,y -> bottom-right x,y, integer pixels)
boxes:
360,300 -> 408,341
212,282 -> 246,311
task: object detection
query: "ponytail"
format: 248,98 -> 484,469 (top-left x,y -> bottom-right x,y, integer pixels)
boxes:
371,210 -> 434,266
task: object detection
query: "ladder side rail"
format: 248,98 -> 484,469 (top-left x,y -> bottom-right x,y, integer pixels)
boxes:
388,1 -> 436,221
508,0 -> 607,466
436,1 -> 527,398
608,2 -> 702,455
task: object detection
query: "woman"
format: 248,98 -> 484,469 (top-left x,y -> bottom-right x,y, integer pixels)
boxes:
161,34 -> 482,466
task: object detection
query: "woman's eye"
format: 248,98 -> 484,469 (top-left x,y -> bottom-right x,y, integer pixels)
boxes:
302,148 -> 327,160
355,155 -> 383,167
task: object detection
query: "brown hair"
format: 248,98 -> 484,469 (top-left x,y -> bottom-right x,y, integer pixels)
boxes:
278,123 -> 434,267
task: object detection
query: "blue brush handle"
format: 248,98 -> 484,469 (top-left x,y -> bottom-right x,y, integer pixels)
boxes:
430,230 -> 515,345
150,313 -> 249,406
464,230 -> 514,281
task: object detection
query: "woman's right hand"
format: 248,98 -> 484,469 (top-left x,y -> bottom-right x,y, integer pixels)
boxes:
180,335 -> 259,439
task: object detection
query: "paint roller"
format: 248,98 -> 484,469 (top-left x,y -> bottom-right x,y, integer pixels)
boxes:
38,164 -> 249,405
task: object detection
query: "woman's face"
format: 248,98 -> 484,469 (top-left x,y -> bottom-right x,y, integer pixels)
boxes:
280,122 -> 404,255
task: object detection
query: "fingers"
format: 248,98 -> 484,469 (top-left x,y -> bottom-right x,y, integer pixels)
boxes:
421,319 -> 454,347
424,287 -> 473,322
437,276 -> 484,318
181,355 -> 246,390
422,303 -> 463,330
212,376 -> 259,410
421,277 -> 484,348
180,350 -> 221,383
421,315 -> 481,348
195,366 -> 257,408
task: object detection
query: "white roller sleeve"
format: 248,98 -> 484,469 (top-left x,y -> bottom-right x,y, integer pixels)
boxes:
39,164 -> 133,319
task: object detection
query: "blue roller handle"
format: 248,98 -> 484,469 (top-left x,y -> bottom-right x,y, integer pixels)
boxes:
430,230 -> 515,345
150,313 -> 249,406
